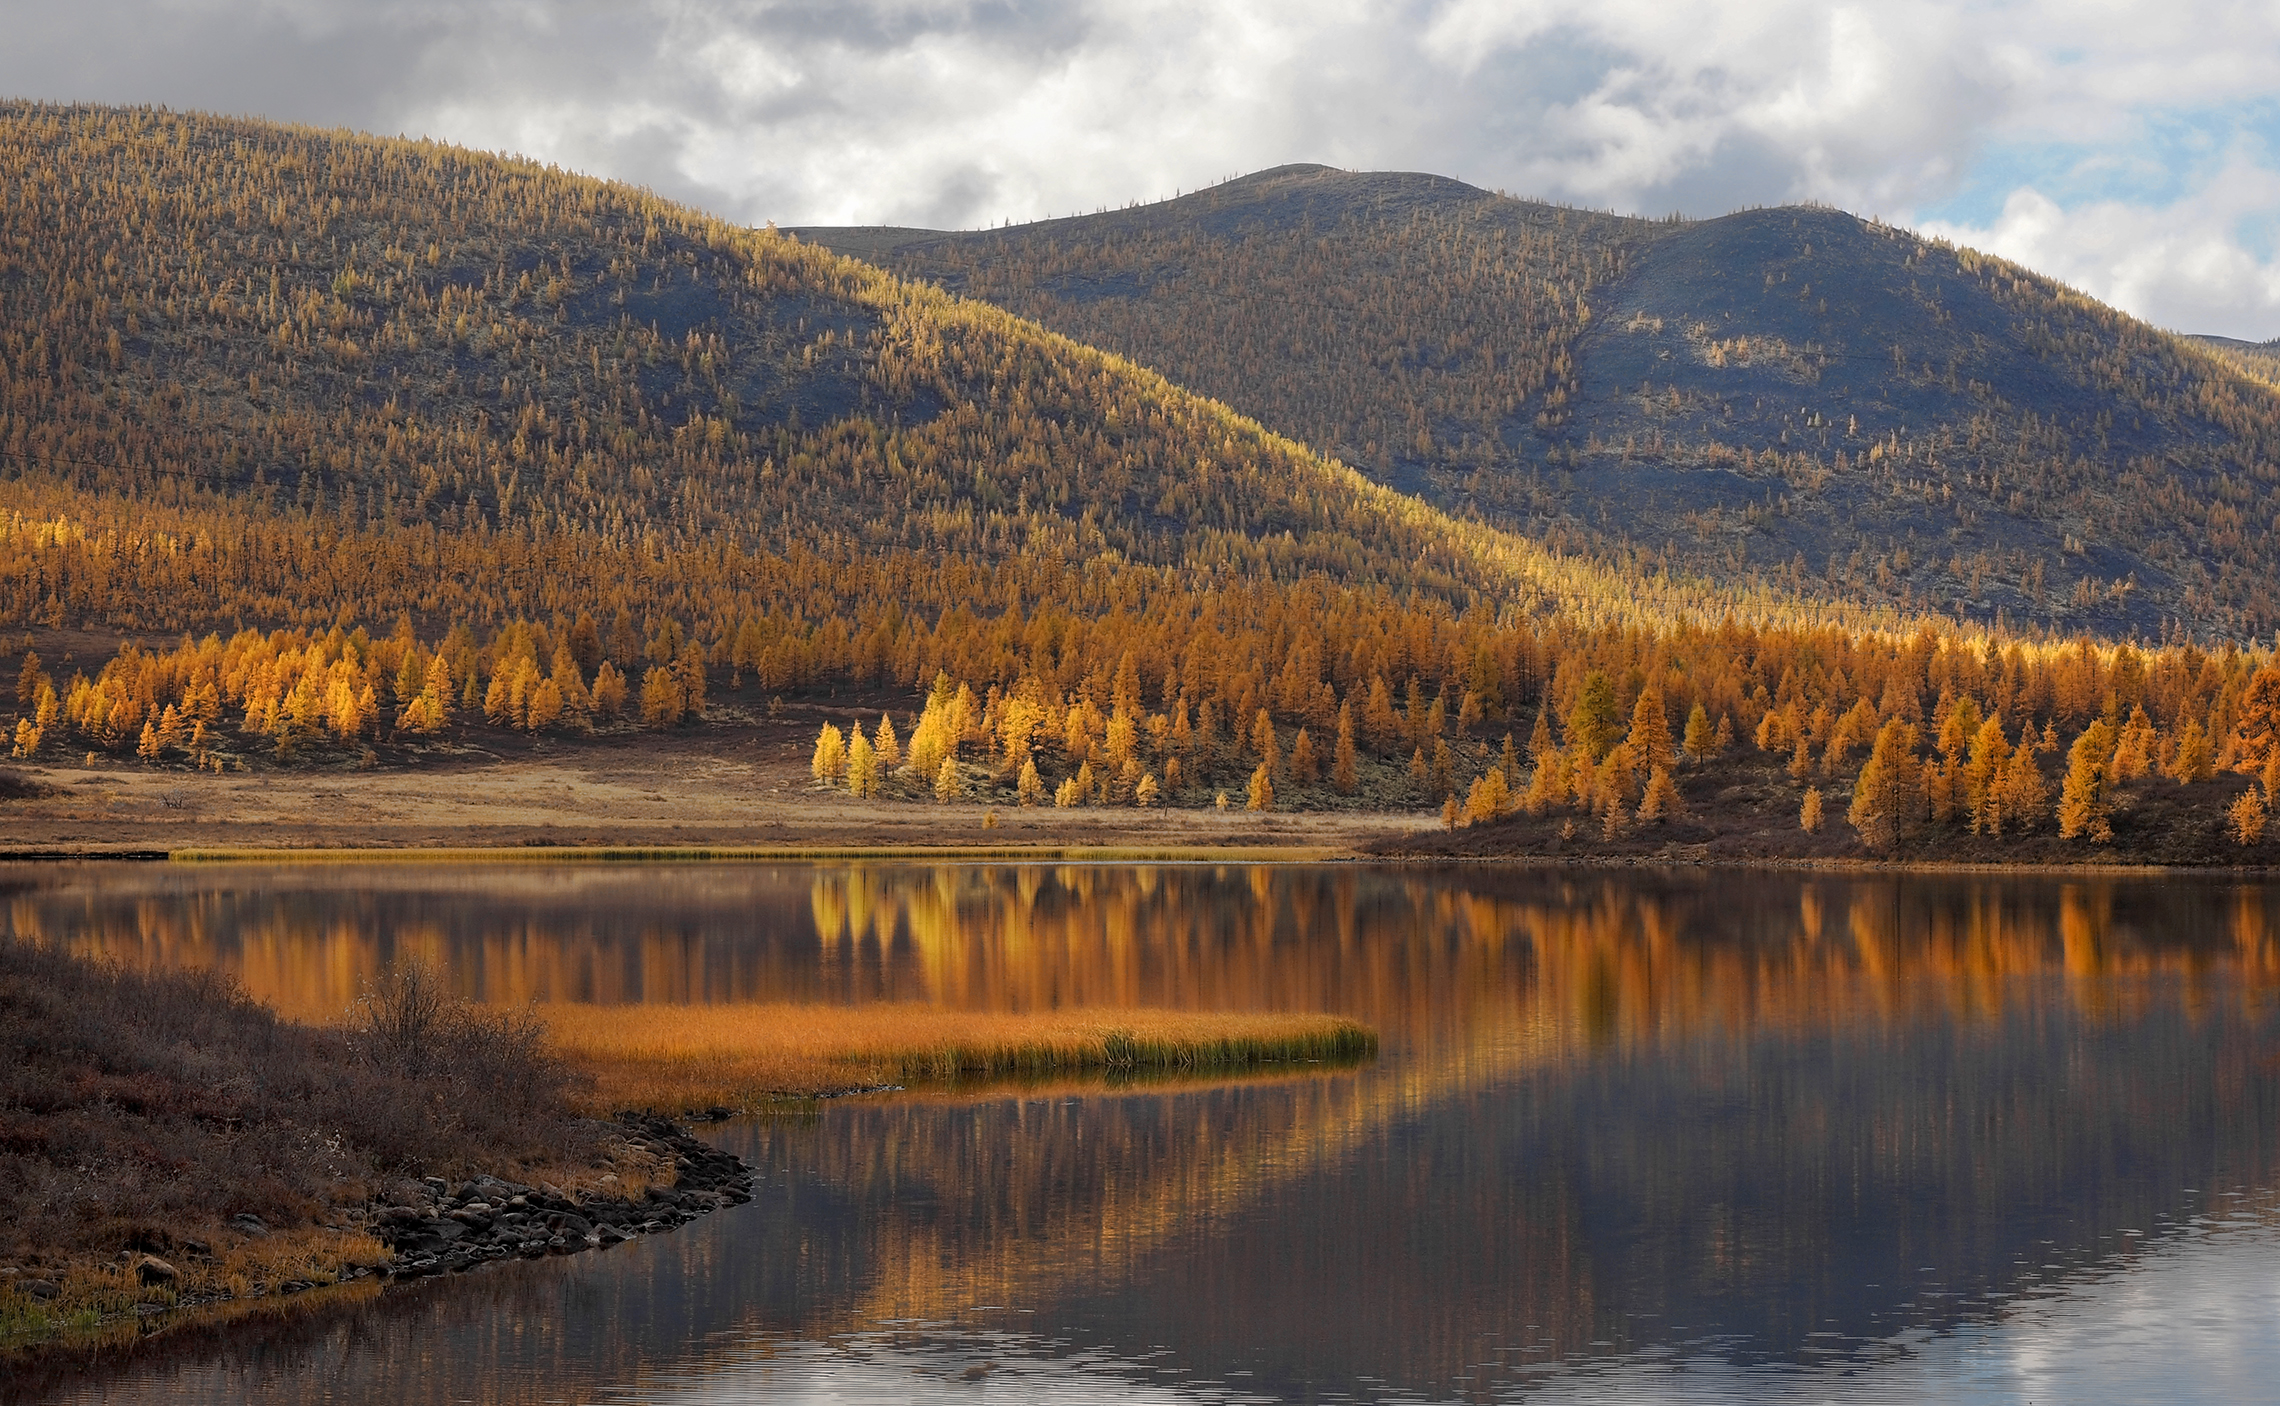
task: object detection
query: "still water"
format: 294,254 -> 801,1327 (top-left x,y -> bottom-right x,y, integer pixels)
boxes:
10,861 -> 2280,1404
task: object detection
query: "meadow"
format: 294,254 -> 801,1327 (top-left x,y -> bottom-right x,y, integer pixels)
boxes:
533,1003 -> 1381,1111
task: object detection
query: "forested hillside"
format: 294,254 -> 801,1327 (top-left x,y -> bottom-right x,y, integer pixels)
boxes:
805,166 -> 2280,637
5,104 -> 2280,863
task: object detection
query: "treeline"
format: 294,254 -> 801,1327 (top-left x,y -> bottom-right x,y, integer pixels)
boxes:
26,576 -> 2278,849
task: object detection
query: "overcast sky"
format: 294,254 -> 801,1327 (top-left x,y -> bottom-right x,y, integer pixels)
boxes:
9,0 -> 2280,337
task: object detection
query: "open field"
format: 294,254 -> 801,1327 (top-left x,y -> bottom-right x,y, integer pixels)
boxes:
534,1004 -> 1381,1111
0,701 -> 1438,857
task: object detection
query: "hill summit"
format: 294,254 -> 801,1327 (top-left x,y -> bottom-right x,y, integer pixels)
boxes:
802,167 -> 2280,638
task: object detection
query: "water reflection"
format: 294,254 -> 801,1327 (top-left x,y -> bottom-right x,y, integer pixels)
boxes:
8,864 -> 2279,1404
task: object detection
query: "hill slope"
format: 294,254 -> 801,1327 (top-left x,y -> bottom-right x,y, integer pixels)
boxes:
0,106 -> 1854,646
802,167 -> 2280,637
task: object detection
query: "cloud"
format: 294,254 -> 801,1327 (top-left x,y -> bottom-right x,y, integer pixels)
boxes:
5,1 -> 2280,332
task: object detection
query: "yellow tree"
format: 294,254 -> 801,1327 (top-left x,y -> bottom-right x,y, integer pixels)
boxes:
1333,702 -> 1358,794
1290,728 -> 1318,784
1682,704 -> 1714,765
811,723 -> 847,782
1627,685 -> 1675,776
1246,763 -> 1274,812
1637,767 -> 1681,822
1464,767 -> 1512,823
847,730 -> 878,798
2058,721 -> 2116,842
1847,720 -> 1921,850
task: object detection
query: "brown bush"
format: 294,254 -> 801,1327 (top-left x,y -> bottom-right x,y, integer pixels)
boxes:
0,939 -> 592,1268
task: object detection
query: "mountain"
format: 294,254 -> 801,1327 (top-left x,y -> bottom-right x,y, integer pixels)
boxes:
799,166 -> 2280,638
0,106 -> 1838,647
8,105 -> 2280,866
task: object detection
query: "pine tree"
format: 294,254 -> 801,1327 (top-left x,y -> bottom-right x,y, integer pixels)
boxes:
811,723 -> 846,782
1637,766 -> 1680,822
2108,705 -> 2154,783
1997,745 -> 2047,831
875,714 -> 902,768
1247,763 -> 1274,812
1682,703 -> 1714,764
2229,665 -> 2280,777
1333,702 -> 1358,794
1253,709 -> 1278,771
590,662 -> 628,719
1965,716 -> 2010,830
934,755 -> 961,803
2170,718 -> 2214,782
1363,676 -> 1399,750
1800,786 -> 1824,832
1017,756 -> 1043,805
1567,672 -> 1621,761
1290,728 -> 1317,784
1628,684 -> 1675,774
1847,720 -> 1921,850
847,730 -> 878,798
2058,721 -> 2116,841
1528,707 -> 1555,763
1136,773 -> 1160,807
1465,767 -> 1513,824
2230,788 -> 2269,846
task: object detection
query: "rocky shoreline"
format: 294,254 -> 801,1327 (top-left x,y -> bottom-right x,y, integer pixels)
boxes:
364,1115 -> 754,1281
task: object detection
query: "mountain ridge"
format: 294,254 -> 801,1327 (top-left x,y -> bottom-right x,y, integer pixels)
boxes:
799,167 -> 2280,639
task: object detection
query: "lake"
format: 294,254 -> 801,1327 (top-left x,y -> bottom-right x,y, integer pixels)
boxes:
8,861 -> 2279,1404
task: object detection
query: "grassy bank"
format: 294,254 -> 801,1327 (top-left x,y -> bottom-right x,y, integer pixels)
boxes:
166,844 -> 1344,864
536,1004 -> 1380,1111
0,943 -> 614,1356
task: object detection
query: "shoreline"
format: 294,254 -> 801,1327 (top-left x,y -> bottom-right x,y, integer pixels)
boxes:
0,843 -> 2268,878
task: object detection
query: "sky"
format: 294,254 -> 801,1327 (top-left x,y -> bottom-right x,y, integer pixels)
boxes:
8,0 -> 2280,337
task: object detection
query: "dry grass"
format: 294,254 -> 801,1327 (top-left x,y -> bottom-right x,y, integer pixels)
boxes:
0,1227 -> 389,1355
169,844 -> 1341,863
531,1003 -> 1379,1111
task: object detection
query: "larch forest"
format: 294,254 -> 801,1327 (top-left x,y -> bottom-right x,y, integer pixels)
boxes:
6,102 -> 2280,861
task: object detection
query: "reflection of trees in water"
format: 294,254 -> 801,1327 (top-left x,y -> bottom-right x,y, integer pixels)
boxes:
17,865 -> 2280,1405
21,865 -> 2280,1040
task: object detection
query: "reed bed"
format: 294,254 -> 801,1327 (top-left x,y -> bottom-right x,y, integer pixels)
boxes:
171,845 -> 1338,865
527,1003 -> 1379,1111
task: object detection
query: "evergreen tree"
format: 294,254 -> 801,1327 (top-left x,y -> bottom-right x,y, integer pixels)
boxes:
1290,728 -> 1317,783
2058,720 -> 2116,842
1333,702 -> 1358,794
1847,720 -> 1922,850
1682,704 -> 1714,764
847,730 -> 878,798
1246,763 -> 1274,812
1627,684 -> 1675,774
1464,767 -> 1513,824
811,723 -> 846,782
1637,766 -> 1681,822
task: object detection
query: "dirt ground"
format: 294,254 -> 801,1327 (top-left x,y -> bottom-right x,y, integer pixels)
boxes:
0,703 -> 1437,856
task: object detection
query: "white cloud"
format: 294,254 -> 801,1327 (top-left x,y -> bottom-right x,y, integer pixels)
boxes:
5,1 -> 2280,331
1922,156 -> 2280,338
